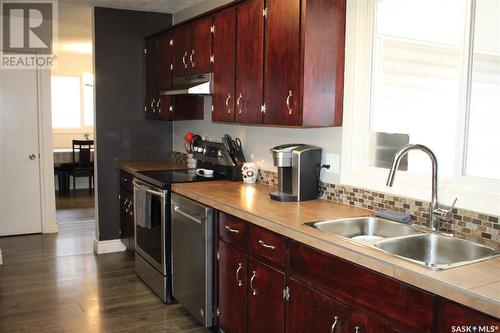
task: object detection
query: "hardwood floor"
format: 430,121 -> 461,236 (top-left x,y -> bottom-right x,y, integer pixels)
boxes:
0,221 -> 207,332
56,189 -> 96,223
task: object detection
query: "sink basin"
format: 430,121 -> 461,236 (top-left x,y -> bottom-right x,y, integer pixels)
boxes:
306,217 -> 421,240
374,234 -> 499,269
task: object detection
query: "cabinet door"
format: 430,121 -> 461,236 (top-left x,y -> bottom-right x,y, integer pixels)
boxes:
189,16 -> 212,75
144,37 -> 159,118
437,300 -> 500,332
348,310 -> 397,333
235,0 -> 264,124
173,25 -> 190,77
263,0 -> 300,126
158,32 -> 173,120
286,278 -> 348,333
247,258 -> 285,333
218,241 -> 247,333
212,7 -> 236,122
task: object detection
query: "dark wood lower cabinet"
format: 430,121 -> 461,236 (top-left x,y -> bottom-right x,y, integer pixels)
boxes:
218,241 -> 247,333
119,171 -> 134,256
247,258 -> 285,333
348,309 -> 398,333
436,299 -> 500,332
215,212 -> 499,333
286,278 -> 348,333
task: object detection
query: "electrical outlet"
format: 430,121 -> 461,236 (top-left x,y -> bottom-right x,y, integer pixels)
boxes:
323,153 -> 340,174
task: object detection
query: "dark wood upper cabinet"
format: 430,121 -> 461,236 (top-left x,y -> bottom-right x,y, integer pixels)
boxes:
157,32 -> 173,120
263,0 -> 300,126
212,7 -> 236,122
235,0 -> 265,124
144,37 -> 159,118
300,0 -> 346,127
217,241 -> 247,333
247,258 -> 285,333
173,17 -> 212,76
172,24 -> 190,77
189,16 -> 212,75
286,278 -> 348,333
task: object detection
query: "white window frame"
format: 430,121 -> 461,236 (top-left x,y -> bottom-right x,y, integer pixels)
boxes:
341,0 -> 500,216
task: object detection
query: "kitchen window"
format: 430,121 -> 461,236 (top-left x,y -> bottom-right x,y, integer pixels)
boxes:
342,0 -> 500,215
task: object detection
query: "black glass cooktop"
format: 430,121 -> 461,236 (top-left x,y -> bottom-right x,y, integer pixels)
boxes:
135,169 -> 226,189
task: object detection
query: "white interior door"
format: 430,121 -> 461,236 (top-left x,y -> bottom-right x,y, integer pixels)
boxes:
0,68 -> 42,235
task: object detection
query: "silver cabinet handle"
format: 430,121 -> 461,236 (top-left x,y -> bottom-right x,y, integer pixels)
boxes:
190,50 -> 195,67
236,263 -> 243,286
258,240 -> 275,250
330,316 -> 339,333
354,326 -> 360,333
150,98 -> 156,113
156,99 -> 161,113
286,90 -> 293,115
236,93 -> 243,114
182,51 -> 188,68
225,225 -> 239,234
127,201 -> 133,216
250,270 -> 257,295
225,93 -> 231,113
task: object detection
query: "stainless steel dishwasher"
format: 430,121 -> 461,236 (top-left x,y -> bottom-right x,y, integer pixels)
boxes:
171,193 -> 214,327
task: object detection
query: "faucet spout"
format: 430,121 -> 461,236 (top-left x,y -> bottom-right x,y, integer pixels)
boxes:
386,144 -> 440,231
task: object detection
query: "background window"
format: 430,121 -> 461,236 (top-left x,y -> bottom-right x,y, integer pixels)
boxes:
51,76 -> 81,128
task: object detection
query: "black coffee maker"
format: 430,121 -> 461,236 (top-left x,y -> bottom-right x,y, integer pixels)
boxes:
269,144 -> 322,202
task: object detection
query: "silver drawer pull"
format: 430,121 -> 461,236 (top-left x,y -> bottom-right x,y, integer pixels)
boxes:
225,225 -> 240,234
236,93 -> 243,114
250,270 -> 257,296
354,326 -> 360,333
330,316 -> 339,333
190,50 -> 195,67
236,263 -> 243,286
258,240 -> 275,250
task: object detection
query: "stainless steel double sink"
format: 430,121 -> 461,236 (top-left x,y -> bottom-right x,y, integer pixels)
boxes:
305,217 -> 499,270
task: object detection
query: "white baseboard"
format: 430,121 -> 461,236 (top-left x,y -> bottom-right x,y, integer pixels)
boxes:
93,238 -> 126,254
0,248 -> 3,265
44,222 -> 59,234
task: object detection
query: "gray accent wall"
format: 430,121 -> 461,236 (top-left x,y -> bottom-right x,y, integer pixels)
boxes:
94,7 -> 172,241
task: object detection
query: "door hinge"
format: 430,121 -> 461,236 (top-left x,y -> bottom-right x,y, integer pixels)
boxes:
210,55 -> 214,63
263,8 -> 268,18
169,39 -> 173,46
283,286 -> 290,301
261,103 -> 267,114
211,105 -> 215,113
144,48 -> 147,55
210,25 -> 215,33
216,251 -> 220,260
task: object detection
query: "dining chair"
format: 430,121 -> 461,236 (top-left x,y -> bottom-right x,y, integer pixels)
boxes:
69,140 -> 94,191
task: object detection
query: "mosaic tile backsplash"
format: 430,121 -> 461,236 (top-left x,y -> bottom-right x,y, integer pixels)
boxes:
173,151 -> 499,249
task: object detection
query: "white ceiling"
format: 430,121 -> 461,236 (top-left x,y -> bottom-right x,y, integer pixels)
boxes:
56,0 -> 203,55
59,0 -> 205,14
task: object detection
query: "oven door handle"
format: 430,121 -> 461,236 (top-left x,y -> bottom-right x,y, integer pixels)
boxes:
133,179 -> 164,197
173,204 -> 204,224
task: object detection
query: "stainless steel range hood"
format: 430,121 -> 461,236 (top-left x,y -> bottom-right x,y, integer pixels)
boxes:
161,73 -> 213,96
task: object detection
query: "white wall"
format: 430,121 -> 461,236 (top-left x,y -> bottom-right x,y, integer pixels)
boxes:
174,0 -> 234,24
173,98 -> 343,184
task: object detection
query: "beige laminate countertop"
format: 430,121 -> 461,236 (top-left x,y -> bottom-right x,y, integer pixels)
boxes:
172,181 -> 500,318
118,160 -> 186,173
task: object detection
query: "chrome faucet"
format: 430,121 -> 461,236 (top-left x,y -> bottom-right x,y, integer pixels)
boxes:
386,144 -> 457,232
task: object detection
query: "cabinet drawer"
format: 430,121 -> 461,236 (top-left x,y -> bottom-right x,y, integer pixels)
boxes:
120,171 -> 134,193
249,225 -> 286,268
288,241 -> 434,332
218,212 -> 248,250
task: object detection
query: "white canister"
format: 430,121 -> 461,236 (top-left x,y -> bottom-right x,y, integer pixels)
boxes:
241,162 -> 259,184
